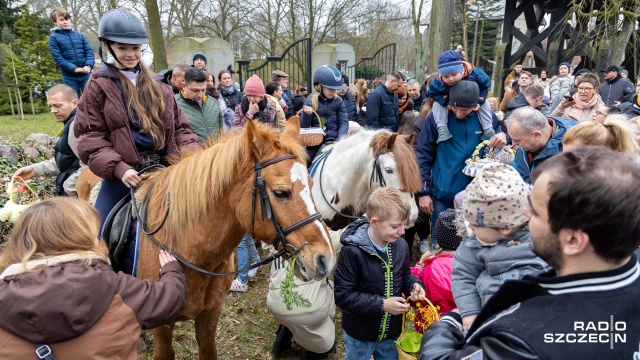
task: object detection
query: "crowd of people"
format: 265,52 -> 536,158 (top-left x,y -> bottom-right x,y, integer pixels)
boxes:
2,5 -> 640,360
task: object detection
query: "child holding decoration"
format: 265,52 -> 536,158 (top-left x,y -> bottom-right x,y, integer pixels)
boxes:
452,163 -> 549,331
334,187 -> 425,359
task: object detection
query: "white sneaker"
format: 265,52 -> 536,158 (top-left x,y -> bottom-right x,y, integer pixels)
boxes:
248,266 -> 258,278
230,278 -> 248,292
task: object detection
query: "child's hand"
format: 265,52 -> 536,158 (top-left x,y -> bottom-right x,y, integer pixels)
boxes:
383,297 -> 409,315
82,66 -> 91,73
462,314 -> 477,331
302,105 -> 314,115
74,67 -> 82,73
159,250 -> 177,267
410,283 -> 426,301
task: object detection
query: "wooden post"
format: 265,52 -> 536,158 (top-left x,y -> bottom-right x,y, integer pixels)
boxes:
493,43 -> 507,101
29,87 -> 35,115
15,87 -> 24,120
7,85 -> 14,116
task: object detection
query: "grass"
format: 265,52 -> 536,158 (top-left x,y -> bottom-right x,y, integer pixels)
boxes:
0,113 -> 61,141
0,120 -> 424,359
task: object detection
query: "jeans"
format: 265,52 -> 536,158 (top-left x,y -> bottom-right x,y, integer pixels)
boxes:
62,73 -> 91,98
343,332 -> 398,360
236,234 -> 261,283
95,179 -> 130,231
430,198 -> 454,251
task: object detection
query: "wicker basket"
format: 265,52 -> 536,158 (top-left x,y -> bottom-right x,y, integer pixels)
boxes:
0,175 -> 39,223
462,140 -> 516,177
297,109 -> 325,147
396,296 -> 441,360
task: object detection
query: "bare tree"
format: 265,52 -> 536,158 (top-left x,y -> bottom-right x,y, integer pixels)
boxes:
427,0 -> 455,73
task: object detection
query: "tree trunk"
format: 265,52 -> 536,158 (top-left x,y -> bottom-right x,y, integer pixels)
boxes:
411,0 -> 426,81
145,0 -> 167,71
427,0 -> 455,73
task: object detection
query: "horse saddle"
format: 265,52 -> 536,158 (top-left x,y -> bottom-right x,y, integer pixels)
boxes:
101,194 -> 136,272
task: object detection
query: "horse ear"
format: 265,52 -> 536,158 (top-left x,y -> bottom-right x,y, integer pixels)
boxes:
284,115 -> 301,140
245,118 -> 269,157
386,133 -> 397,151
403,134 -> 415,145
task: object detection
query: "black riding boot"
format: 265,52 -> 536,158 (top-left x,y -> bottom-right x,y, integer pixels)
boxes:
271,324 -> 293,357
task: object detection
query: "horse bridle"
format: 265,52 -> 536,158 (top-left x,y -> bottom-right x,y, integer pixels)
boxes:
318,150 -> 388,220
132,154 -> 323,276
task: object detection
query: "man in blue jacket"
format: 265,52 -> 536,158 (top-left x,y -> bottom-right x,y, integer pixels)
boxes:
415,81 -> 506,249
506,106 -> 577,183
48,8 -> 95,97
366,71 -> 405,131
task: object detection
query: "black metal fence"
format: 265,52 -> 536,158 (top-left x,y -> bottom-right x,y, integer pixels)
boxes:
345,43 -> 396,89
237,38 -> 312,93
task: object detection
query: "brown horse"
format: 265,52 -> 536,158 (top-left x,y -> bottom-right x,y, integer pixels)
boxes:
100,118 -> 333,359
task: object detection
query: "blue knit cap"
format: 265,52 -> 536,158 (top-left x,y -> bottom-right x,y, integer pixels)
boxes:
438,50 -> 463,76
558,62 -> 571,70
193,52 -> 207,64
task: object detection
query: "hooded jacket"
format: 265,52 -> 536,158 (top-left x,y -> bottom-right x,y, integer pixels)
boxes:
617,94 -> 640,118
0,254 -> 186,359
155,69 -> 180,94
175,90 -> 223,142
219,85 -> 243,111
549,75 -> 572,101
74,68 -> 199,181
48,28 -> 95,77
513,117 -> 577,183
429,62 -> 491,108
599,74 -> 635,107
300,94 -> 348,140
334,218 -> 423,342
452,231 -> 549,317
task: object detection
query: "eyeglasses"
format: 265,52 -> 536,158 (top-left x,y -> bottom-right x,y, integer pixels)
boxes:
594,110 -> 607,116
577,87 -> 594,92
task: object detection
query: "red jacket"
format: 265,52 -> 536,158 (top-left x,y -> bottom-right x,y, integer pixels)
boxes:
411,253 -> 455,332
74,68 -> 199,181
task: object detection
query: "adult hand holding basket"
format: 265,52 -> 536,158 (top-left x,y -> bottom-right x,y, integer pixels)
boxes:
0,175 -> 39,223
462,140 -> 516,177
297,108 -> 325,147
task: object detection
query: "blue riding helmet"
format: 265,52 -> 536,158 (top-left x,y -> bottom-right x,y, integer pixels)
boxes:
313,65 -> 346,90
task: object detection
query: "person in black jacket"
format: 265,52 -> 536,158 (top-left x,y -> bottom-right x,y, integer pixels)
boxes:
335,187 -> 425,359
13,84 -> 81,196
599,65 -> 635,107
273,70 -> 296,119
418,147 -> 640,360
300,65 -> 349,162
218,69 -> 243,111
366,71 -> 405,131
338,73 -> 358,121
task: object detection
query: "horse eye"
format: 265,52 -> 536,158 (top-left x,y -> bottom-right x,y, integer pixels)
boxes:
385,167 -> 393,174
273,190 -> 290,199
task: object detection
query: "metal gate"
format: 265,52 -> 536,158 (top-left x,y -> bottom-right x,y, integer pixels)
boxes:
236,38 -> 312,93
344,43 -> 396,89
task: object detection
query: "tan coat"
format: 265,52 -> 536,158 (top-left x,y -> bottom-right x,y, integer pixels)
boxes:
550,96 -> 605,122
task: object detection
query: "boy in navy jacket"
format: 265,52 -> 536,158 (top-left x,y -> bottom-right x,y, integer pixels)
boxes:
48,7 -> 95,97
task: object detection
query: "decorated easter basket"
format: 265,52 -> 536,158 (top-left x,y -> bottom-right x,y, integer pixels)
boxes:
0,175 -> 39,223
462,140 -> 516,177
296,109 -> 325,147
396,296 -> 441,360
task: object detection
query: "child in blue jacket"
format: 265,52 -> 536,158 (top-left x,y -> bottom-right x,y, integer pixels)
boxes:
428,50 -> 493,143
48,7 -> 95,97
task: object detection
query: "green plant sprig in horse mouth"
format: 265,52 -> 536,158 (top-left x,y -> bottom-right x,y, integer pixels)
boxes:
280,255 -> 312,311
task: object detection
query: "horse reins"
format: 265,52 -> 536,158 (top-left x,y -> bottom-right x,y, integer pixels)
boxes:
318,149 -> 388,220
132,155 -> 323,276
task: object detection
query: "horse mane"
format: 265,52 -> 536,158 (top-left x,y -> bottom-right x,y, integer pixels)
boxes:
140,122 -> 307,247
369,131 -> 422,193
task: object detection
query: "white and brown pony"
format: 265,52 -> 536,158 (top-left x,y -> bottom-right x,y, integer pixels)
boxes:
310,129 -> 422,230
80,118 -> 334,359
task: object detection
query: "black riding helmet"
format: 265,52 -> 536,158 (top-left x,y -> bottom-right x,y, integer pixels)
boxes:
313,65 -> 346,90
98,9 -> 148,70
